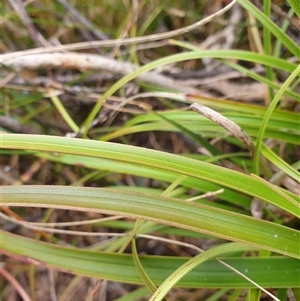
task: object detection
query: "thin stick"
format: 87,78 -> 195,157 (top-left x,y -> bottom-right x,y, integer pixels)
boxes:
2,0 -> 237,61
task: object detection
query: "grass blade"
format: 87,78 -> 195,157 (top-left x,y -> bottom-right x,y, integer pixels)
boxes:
2,186 -> 299,258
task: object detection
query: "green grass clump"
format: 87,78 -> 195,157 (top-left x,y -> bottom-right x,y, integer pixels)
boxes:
1,0 -> 299,300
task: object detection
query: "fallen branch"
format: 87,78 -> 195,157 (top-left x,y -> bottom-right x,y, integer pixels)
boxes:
2,52 -> 201,94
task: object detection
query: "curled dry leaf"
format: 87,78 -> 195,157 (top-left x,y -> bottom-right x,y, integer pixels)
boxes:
190,103 -> 254,155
